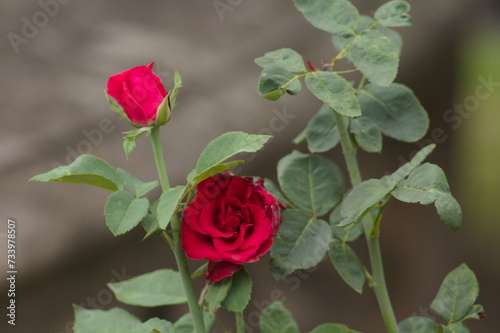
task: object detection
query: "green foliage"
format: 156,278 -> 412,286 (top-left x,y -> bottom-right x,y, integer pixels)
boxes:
431,264 -> 481,323
188,160 -> 244,185
174,309 -> 216,333
349,116 -> 382,153
392,163 -> 463,231
339,144 -> 435,226
29,154 -> 123,192
255,48 -> 306,72
330,204 -> 364,242
260,302 -> 299,333
398,317 -> 437,333
104,190 -> 149,235
122,127 -> 151,158
303,104 -> 342,153
308,323 -> 361,333
205,277 -> 232,313
221,268 -> 253,312
332,16 -> 403,57
349,29 -> 399,86
305,72 -> 361,117
328,239 -> 365,293
191,131 -> 271,182
277,151 -> 344,217
157,185 -> 186,229
108,269 -> 187,307
117,168 -> 159,197
73,306 -> 175,333
270,209 -> 331,279
258,64 -> 302,100
357,83 -> 429,142
438,322 -> 470,333
169,70 -> 182,111
293,0 -> 359,35
374,1 -> 412,27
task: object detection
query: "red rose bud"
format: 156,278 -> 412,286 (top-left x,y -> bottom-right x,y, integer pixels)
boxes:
181,174 -> 284,282
106,62 -> 168,127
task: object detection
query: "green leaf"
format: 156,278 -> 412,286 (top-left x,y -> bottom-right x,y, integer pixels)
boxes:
139,318 -> 176,333
193,132 -> 271,180
255,48 -> 306,72
205,277 -> 232,313
260,302 -> 299,333
308,323 -> 361,333
330,204 -> 363,242
73,306 -> 176,333
188,160 -> 244,185
270,209 -> 331,279
141,212 -> 159,239
304,104 -> 343,153
105,190 -> 149,235
293,0 -> 359,35
328,239 -> 365,293
30,154 -> 123,192
117,168 -> 159,197
398,317 -> 437,333
169,70 -> 182,110
340,144 -> 435,226
108,269 -> 187,307
357,83 -> 429,142
259,65 -> 302,100
375,1 -> 412,27
392,163 -> 462,231
305,72 -> 361,117
174,309 -> 216,333
349,29 -> 399,86
157,185 -> 186,229
333,16 -> 403,57
462,304 -> 484,321
431,264 -> 479,323
438,322 -> 470,333
350,116 -> 382,153
293,127 -> 307,144
221,268 -> 253,312
278,152 -> 344,216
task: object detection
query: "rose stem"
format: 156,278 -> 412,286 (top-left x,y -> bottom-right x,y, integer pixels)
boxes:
150,126 -> 207,333
332,110 -> 398,333
235,311 -> 245,333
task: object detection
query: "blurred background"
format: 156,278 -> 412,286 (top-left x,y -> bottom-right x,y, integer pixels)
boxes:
1,0 -> 499,332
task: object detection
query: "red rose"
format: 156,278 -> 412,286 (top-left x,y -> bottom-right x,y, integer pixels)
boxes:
181,174 -> 283,282
107,62 -> 168,127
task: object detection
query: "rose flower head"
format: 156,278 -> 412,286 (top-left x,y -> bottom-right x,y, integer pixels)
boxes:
181,173 -> 284,282
106,62 -> 170,127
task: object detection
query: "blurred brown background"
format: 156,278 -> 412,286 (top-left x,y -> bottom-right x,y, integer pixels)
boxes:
1,0 -> 499,332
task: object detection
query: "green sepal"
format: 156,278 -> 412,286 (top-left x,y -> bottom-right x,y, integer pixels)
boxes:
169,70 -> 182,111
105,90 -> 138,127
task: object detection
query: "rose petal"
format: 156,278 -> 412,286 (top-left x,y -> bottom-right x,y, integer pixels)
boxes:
181,226 -> 222,262
239,204 -> 273,250
202,261 -> 241,283
213,226 -> 246,252
122,82 -> 148,126
199,200 -> 234,237
182,205 -> 207,235
227,177 -> 252,203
